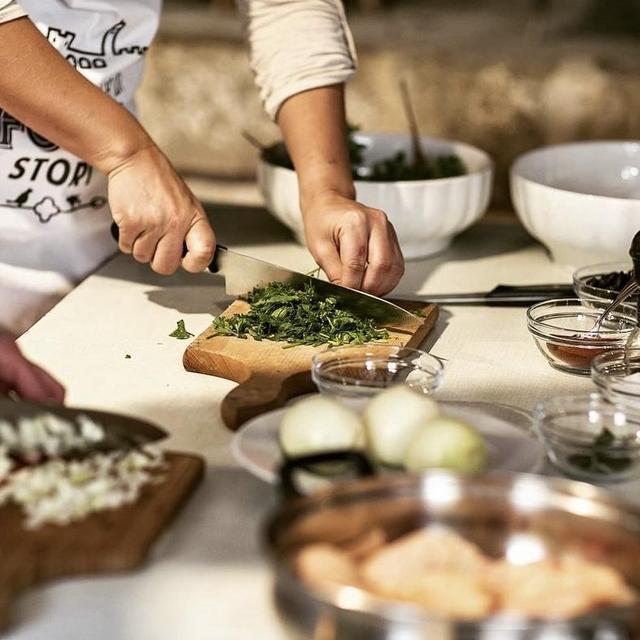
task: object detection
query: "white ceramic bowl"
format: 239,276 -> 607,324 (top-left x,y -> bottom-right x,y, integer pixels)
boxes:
511,141 -> 640,267
258,133 -> 493,260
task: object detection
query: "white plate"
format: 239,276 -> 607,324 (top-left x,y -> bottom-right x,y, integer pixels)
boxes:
231,399 -> 545,484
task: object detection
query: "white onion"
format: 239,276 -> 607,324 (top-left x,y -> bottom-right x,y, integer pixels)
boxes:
364,385 -> 439,467
404,417 -> 487,474
279,396 -> 365,458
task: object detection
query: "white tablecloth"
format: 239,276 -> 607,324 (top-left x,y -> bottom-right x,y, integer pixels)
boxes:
12,210 -> 611,639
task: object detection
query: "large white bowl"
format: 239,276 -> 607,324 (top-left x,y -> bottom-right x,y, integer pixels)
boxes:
258,133 -> 493,260
511,141 -> 640,267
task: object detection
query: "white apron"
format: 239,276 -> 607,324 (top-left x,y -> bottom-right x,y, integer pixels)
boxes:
0,0 -> 161,334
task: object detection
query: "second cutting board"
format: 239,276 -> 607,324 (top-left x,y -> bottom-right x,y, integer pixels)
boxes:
183,299 -> 438,430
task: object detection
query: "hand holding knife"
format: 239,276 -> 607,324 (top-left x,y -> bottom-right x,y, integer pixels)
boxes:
110,223 -> 572,310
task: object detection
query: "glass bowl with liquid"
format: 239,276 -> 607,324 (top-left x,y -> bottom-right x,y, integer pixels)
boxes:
527,298 -> 636,375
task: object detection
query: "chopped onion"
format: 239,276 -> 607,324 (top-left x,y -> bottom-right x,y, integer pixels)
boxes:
0,447 -> 165,529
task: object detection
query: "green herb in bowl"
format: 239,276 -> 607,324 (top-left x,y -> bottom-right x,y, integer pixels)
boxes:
262,125 -> 466,183
568,428 -> 632,475
534,394 -> 640,484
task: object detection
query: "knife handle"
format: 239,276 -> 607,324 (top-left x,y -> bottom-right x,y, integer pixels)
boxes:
110,222 -> 226,272
486,284 -> 575,306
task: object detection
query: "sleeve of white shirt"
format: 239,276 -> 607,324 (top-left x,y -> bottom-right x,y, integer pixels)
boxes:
0,0 -> 26,24
236,0 -> 358,121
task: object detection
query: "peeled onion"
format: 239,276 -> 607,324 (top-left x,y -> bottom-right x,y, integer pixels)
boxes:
364,385 -> 439,467
279,396 -> 364,458
404,417 -> 487,474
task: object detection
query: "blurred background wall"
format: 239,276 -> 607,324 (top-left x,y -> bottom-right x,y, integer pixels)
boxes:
138,0 -> 640,210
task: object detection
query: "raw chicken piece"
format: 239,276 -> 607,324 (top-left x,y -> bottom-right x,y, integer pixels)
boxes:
295,544 -> 360,590
360,528 -> 492,619
361,527 -> 487,589
368,569 -> 492,619
489,555 -> 634,619
344,528 -> 387,562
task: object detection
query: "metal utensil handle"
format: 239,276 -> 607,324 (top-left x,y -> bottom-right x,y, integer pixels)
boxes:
109,222 -> 226,271
279,451 -> 375,500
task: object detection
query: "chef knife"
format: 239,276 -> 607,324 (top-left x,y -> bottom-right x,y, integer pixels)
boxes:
402,283 -> 575,306
110,223 -> 419,330
0,396 -> 167,454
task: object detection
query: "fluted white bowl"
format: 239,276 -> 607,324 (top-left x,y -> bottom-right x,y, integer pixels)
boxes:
258,133 -> 493,260
511,141 -> 640,268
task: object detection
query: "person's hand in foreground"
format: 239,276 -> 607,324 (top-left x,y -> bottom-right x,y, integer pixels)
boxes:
0,17 -> 215,276
0,333 -> 65,404
277,85 -> 405,296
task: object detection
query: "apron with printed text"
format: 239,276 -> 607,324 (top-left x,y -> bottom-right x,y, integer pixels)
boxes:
0,0 -> 161,333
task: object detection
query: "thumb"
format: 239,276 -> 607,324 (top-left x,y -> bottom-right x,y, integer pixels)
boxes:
182,214 -> 216,273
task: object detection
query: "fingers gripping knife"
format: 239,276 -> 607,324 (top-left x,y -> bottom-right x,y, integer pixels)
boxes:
109,222 -> 419,330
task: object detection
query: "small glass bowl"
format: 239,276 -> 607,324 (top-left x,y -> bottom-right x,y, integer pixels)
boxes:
592,349 -> 640,409
533,393 -> 640,483
311,345 -> 443,399
573,261 -> 635,303
527,298 -> 636,376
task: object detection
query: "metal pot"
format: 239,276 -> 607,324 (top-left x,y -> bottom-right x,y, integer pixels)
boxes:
265,453 -> 640,639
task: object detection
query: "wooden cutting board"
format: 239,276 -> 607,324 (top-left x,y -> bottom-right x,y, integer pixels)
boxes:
183,299 -> 438,430
0,452 -> 204,632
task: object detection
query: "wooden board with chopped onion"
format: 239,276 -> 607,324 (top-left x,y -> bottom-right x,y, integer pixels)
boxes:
0,410 -> 203,632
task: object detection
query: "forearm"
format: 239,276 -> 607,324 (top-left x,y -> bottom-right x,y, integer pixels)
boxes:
0,17 -> 152,174
277,84 -> 356,209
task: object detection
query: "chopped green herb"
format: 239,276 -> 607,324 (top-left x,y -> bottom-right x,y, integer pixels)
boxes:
211,281 -> 389,348
568,427 -> 632,475
169,319 -> 194,340
124,354 -> 132,359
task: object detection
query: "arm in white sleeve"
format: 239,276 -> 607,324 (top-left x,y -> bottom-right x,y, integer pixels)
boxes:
236,0 -> 357,120
0,1 -> 26,24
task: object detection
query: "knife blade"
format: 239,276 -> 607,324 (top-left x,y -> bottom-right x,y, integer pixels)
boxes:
211,246 -> 419,329
401,284 -> 575,306
110,223 -> 418,330
0,396 -> 167,455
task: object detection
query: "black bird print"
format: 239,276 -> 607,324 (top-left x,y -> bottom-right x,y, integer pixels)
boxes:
66,195 -> 81,209
6,188 -> 33,208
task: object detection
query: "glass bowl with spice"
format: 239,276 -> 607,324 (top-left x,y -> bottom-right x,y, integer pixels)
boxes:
311,345 -> 443,399
533,393 -> 640,483
526,298 -> 636,375
591,349 -> 640,410
573,261 -> 636,313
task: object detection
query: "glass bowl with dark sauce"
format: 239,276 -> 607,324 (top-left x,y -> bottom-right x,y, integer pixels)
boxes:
573,262 -> 636,314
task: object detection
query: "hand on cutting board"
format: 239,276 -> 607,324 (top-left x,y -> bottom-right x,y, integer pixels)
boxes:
108,145 -> 216,276
0,334 -> 65,404
302,191 -> 405,296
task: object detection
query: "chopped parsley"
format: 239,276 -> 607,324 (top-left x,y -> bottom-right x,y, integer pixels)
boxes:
568,428 -> 632,475
211,281 -> 389,348
169,319 -> 194,340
